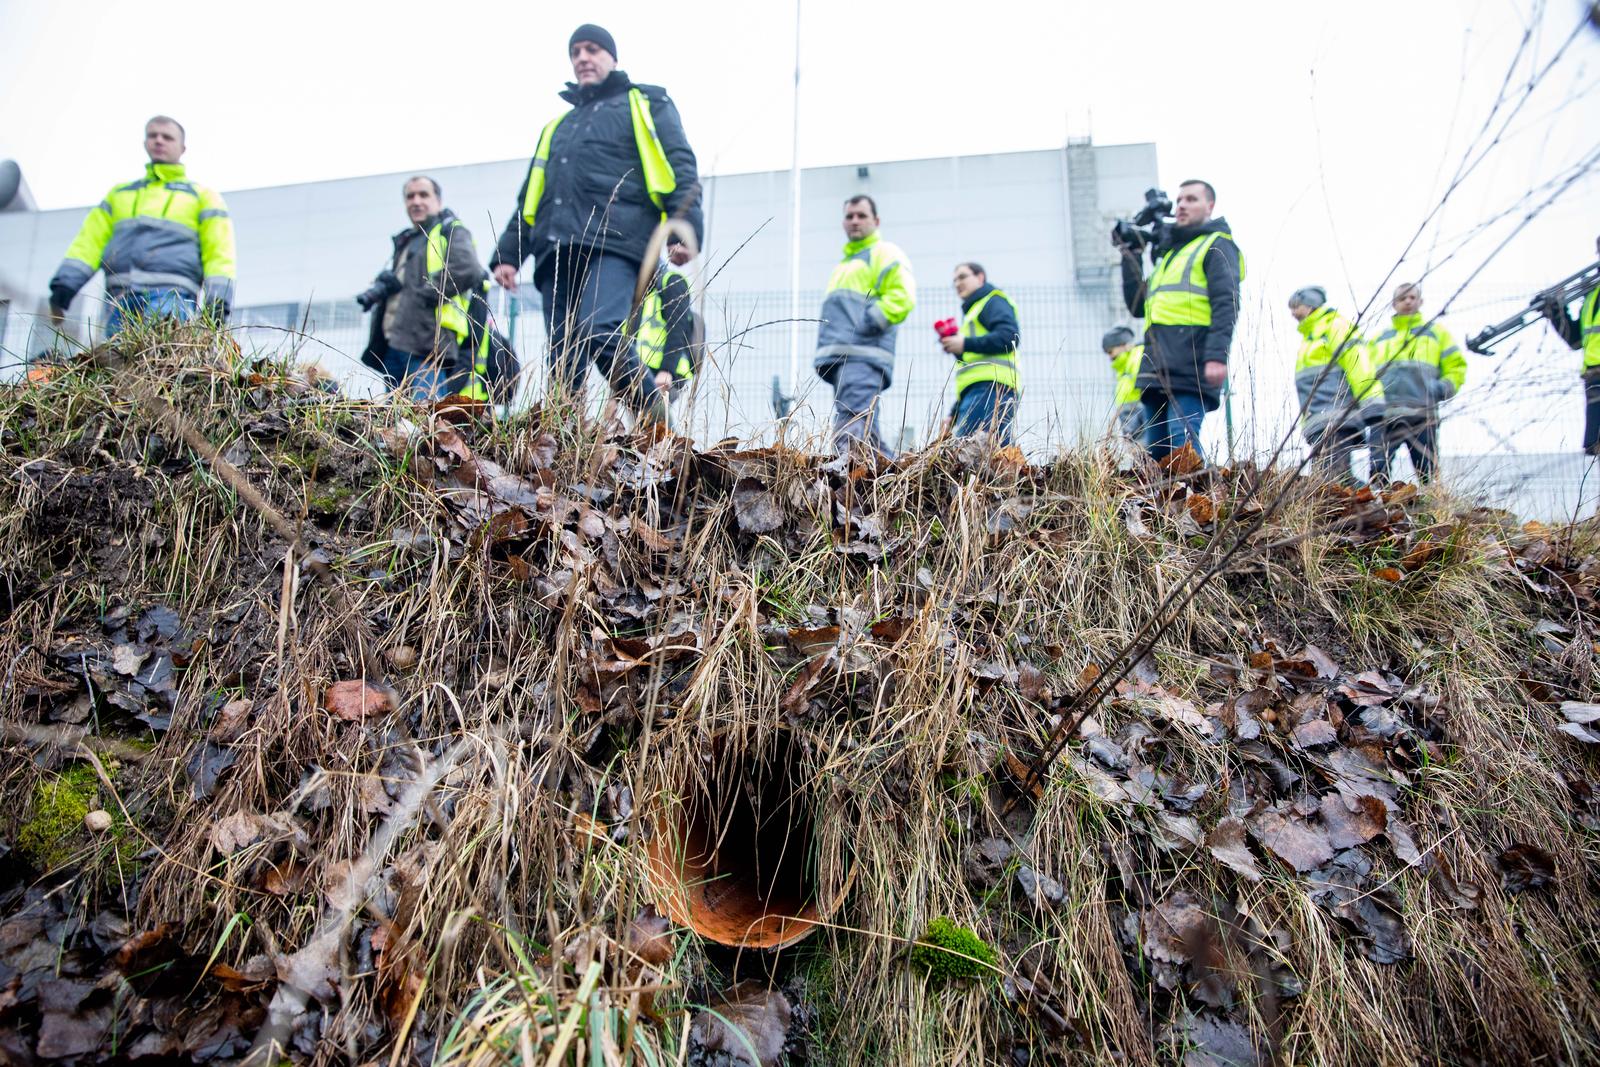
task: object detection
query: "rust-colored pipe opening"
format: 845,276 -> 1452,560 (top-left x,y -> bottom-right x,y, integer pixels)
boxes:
646,735 -> 819,948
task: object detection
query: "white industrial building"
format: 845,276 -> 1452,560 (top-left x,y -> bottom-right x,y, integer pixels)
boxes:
0,140 -> 1158,449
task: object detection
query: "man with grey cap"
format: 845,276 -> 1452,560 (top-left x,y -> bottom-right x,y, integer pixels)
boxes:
490,24 -> 703,419
1102,325 -> 1145,439
1289,286 -> 1385,483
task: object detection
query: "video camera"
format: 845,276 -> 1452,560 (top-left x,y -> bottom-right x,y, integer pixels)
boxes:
1110,188 -> 1175,262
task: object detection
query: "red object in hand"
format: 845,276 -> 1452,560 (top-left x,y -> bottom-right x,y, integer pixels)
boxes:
934,317 -> 959,338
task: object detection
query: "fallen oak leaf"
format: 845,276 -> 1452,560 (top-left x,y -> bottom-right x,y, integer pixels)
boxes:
1291,720 -> 1338,749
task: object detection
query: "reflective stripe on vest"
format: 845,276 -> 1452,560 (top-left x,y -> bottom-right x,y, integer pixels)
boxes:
520,87 -> 677,227
425,220 -> 472,345
1147,232 -> 1243,327
425,219 -> 494,402
956,289 -> 1019,394
637,270 -> 693,379
1584,286 -> 1600,369
1112,344 -> 1144,406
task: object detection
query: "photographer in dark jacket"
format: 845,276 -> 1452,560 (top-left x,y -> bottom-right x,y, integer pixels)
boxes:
1116,180 -> 1243,462
359,175 -> 486,401
490,25 -> 703,419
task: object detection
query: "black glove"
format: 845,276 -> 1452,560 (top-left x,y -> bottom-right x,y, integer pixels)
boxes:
355,270 -> 403,311
48,284 -> 75,314
1538,295 -> 1566,323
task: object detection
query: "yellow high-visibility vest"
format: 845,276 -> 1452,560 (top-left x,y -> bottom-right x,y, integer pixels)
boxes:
1147,232 -> 1244,327
521,88 -> 677,227
956,289 -> 1019,394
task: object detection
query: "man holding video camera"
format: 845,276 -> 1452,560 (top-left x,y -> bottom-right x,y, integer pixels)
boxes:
1113,181 -> 1243,463
357,175 -> 487,401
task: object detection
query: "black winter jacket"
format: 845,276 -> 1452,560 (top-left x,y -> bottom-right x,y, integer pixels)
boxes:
1121,217 -> 1241,409
959,282 -> 1020,358
361,209 -> 485,372
491,71 -> 703,280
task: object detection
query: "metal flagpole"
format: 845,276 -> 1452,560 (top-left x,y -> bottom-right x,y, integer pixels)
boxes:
786,0 -> 803,398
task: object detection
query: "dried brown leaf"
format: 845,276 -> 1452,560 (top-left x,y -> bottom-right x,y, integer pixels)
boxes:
210,811 -> 263,855
1318,792 -> 1386,849
1498,844 -> 1555,894
1205,816 -> 1262,882
732,477 -> 784,534
1291,720 -> 1338,749
690,981 -> 791,1066
1251,809 -> 1334,872
322,680 -> 393,721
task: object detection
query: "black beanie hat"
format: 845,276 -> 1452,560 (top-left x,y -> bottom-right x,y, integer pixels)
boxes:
569,24 -> 617,60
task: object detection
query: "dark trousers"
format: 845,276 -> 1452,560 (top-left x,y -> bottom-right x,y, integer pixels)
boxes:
1369,416 -> 1439,484
1307,424 -> 1364,485
1584,375 -> 1600,455
822,358 -> 893,458
537,248 -> 661,414
952,381 -> 1018,445
378,346 -> 447,402
1141,389 -> 1208,462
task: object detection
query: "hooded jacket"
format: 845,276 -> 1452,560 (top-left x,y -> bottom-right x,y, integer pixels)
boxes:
491,70 -> 702,280
361,209 -> 486,370
1294,305 -> 1384,439
49,161 -> 236,312
1370,312 -> 1466,420
1121,217 -> 1242,409
813,231 -> 917,384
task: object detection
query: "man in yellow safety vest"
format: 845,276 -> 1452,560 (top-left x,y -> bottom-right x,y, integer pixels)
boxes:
944,262 -> 1019,443
1289,286 -> 1385,484
1102,326 -> 1145,440
1367,282 -> 1465,484
1541,234 -> 1600,454
48,116 -> 236,336
814,195 -> 916,457
489,24 -> 702,419
357,175 -> 487,401
1114,179 -> 1242,463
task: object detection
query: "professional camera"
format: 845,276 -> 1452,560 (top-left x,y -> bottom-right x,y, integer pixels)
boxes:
1110,188 -> 1174,258
355,270 -> 403,311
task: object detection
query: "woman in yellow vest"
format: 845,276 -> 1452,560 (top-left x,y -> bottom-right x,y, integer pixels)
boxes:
944,262 -> 1020,443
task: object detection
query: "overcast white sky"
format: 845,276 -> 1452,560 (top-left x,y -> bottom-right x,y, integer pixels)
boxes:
2,0 -> 1597,457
